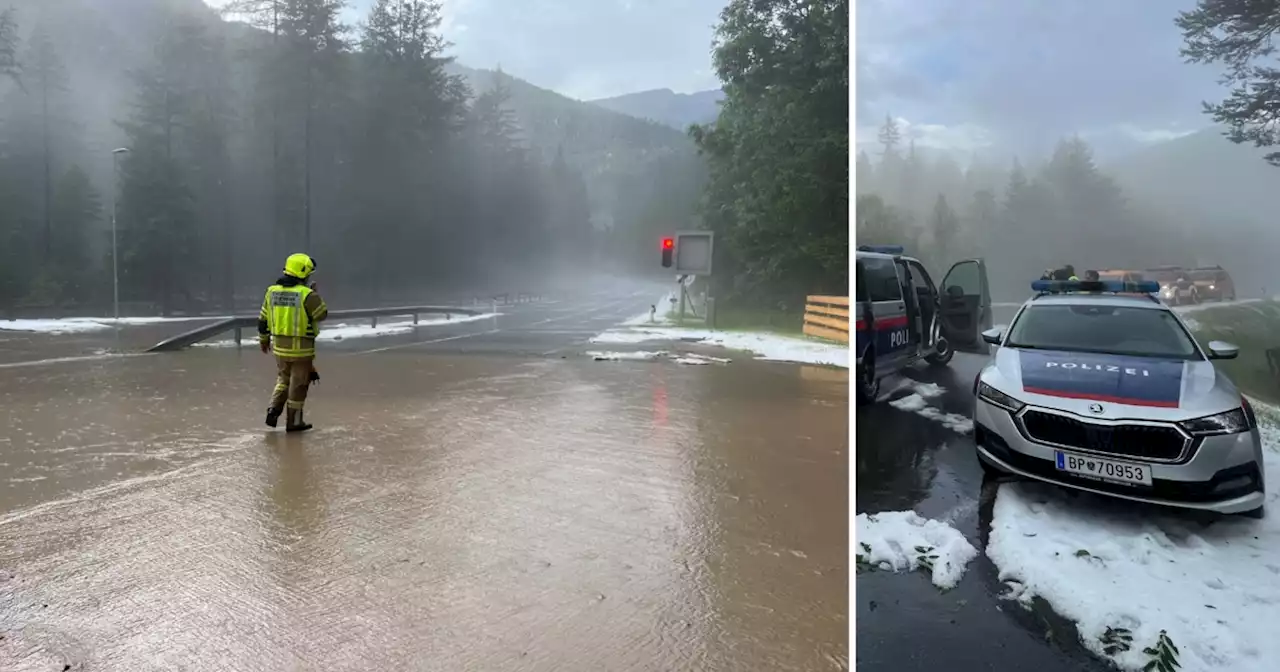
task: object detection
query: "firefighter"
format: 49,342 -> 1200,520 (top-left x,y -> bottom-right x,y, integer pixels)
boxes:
259,253 -> 328,432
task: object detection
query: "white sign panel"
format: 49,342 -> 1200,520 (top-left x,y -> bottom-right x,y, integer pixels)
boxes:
675,231 -> 714,276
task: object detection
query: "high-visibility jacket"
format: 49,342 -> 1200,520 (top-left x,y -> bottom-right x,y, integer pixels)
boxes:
260,283 -> 328,358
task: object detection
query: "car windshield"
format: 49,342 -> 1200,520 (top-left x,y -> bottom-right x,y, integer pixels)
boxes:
1005,304 -> 1202,360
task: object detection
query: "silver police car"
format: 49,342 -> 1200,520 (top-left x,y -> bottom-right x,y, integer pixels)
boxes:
973,279 -> 1265,518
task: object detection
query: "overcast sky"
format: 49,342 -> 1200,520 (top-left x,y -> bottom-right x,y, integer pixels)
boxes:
209,0 -> 725,101
856,0 -> 1227,159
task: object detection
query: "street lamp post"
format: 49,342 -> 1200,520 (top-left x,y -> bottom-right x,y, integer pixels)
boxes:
110,147 -> 130,322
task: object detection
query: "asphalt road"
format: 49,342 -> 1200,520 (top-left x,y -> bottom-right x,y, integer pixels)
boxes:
0,284 -> 850,671
855,350 -> 1114,672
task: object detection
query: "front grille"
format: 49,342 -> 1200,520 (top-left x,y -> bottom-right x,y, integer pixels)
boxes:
1020,410 -> 1186,461
977,424 -> 1260,502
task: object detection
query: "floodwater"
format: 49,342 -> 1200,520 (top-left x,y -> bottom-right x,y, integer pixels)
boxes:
0,341 -> 848,670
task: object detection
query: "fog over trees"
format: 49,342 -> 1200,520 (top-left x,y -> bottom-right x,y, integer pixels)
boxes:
0,0 -> 713,315
856,110 -> 1280,301
1,0 -> 849,319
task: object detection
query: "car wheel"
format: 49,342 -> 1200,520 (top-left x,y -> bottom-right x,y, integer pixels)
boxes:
925,336 -> 954,367
1238,505 -> 1265,520
855,356 -> 879,406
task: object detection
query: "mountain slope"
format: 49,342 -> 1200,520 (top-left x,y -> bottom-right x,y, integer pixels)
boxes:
1107,127 -> 1280,292
1107,127 -> 1275,227
588,88 -> 723,130
445,64 -> 696,165
1,0 -> 703,236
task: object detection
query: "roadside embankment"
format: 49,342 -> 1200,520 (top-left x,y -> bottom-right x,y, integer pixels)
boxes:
1181,299 -> 1280,404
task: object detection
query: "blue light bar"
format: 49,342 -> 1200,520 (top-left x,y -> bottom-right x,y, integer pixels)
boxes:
1032,279 -> 1161,294
857,244 -> 905,255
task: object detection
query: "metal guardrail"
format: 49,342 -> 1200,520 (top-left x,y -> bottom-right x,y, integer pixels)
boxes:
146,305 -> 486,352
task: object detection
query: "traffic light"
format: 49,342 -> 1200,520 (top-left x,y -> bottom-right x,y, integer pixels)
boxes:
661,237 -> 674,267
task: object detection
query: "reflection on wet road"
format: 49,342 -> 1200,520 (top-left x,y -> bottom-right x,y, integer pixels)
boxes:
0,292 -> 848,671
855,354 -> 1110,672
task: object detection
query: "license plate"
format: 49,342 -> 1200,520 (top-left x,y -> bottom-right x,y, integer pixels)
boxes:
1054,450 -> 1153,486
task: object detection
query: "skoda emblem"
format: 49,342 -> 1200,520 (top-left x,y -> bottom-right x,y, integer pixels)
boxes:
1088,403 -> 1105,415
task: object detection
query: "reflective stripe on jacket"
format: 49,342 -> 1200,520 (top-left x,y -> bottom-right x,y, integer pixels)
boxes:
260,284 -> 328,358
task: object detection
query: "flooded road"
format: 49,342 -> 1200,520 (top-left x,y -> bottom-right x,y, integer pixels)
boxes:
855,355 -> 1109,672
0,292 -> 848,671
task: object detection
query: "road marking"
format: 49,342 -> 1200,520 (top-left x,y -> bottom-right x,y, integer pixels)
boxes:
0,352 -> 150,369
351,329 -> 502,355
509,329 -> 600,335
350,296 -> 646,356
520,298 -> 635,328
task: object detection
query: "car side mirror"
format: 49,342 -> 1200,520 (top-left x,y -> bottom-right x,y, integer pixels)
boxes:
946,285 -> 965,298
981,327 -> 1003,346
1206,340 -> 1239,360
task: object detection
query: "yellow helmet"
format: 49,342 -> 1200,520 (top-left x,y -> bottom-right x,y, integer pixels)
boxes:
283,253 -> 316,280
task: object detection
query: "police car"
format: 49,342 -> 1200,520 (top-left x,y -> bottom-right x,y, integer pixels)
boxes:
855,245 -> 993,405
973,279 -> 1265,518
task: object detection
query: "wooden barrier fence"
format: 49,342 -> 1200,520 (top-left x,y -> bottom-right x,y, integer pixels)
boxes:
803,295 -> 850,343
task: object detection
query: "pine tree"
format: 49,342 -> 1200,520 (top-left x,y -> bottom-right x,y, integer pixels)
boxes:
46,165 -> 102,303
548,144 -> 593,268
0,9 -> 18,84
929,193 -> 959,270
278,0 -> 349,250
175,19 -> 237,309
964,188 -> 999,256
996,158 -> 1055,294
217,0 -> 287,263
116,26 -> 199,316
1042,136 -> 1127,265
350,0 -> 468,294
857,194 -> 915,250
1178,0 -> 1280,165
16,27 -> 72,266
877,114 -> 901,157
692,0 -> 848,301
855,150 -> 874,194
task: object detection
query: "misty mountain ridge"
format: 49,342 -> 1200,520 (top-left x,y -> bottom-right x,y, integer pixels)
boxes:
1106,126 -> 1276,232
0,0 -> 700,225
588,88 -> 724,130
442,63 -> 694,161
1,0 -> 709,176
856,116 -> 1278,240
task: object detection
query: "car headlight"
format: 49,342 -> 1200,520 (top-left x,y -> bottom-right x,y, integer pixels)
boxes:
979,382 -> 1025,412
1210,284 -> 1216,290
1179,407 -> 1252,436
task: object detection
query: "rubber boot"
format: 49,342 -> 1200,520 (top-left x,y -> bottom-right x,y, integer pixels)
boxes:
285,408 -> 313,433
265,406 -> 283,428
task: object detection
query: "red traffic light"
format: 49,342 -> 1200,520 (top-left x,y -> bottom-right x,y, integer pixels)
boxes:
662,238 -> 674,250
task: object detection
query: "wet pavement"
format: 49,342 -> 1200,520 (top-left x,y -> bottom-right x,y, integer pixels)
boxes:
855,353 -> 1110,672
0,288 -> 849,671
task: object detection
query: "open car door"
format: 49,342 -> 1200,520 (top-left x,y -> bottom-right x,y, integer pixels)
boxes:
938,258 -> 992,355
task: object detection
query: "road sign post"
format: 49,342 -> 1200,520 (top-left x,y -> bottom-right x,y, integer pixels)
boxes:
674,231 -> 713,276
663,231 -> 715,327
